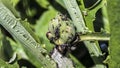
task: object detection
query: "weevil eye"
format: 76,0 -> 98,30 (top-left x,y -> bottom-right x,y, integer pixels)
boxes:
46,31 -> 55,43
46,31 -> 52,40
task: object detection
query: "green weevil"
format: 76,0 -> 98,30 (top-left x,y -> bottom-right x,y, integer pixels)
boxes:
46,13 -> 78,54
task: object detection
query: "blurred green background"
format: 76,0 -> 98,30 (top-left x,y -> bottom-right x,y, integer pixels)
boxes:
0,0 -> 120,68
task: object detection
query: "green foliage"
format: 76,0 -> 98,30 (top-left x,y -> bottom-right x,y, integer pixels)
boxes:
34,6 -> 57,52
84,0 -> 106,31
0,0 -> 117,68
107,0 -> 120,67
0,59 -> 19,68
36,0 -> 49,8
0,30 -> 19,67
0,0 -> 56,67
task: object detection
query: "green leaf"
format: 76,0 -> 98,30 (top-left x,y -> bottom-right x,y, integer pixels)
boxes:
62,0 -> 106,67
0,0 -> 20,17
10,0 -> 19,7
0,3 -> 56,68
0,36 -> 14,61
20,19 -> 41,44
35,6 -> 57,52
36,0 -> 49,8
107,0 -> 120,67
69,54 -> 85,68
56,0 -> 65,8
0,59 -> 19,68
84,0 -> 106,31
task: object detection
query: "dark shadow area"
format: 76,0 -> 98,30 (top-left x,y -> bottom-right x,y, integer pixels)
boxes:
93,8 -> 109,61
83,0 -> 101,9
71,42 -> 95,68
1,36 -> 14,61
99,41 -> 109,59
16,0 -> 47,24
92,55 -> 108,67
93,9 -> 104,32
18,59 -> 36,68
0,26 -> 14,40
48,0 -> 69,17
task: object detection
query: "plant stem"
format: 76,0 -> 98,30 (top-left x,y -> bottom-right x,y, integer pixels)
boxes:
63,0 -> 107,67
79,32 -> 110,41
88,0 -> 101,10
102,0 -> 110,33
63,0 -> 88,34
0,2 -> 56,68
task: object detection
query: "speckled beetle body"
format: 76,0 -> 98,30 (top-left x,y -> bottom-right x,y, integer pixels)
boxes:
46,13 -> 78,54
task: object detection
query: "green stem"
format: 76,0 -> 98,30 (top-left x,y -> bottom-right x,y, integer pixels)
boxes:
79,32 -> 110,41
63,0 -> 88,34
102,0 -> 110,33
63,0 -> 107,67
0,2 -> 56,68
88,0 -> 101,10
